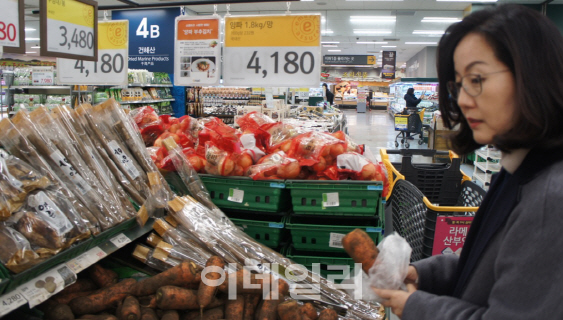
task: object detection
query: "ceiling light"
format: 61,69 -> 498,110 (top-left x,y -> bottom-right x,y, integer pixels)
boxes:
346,0 -> 403,1
321,41 -> 340,44
350,16 -> 396,23
25,38 -> 40,41
31,46 -> 40,48
300,0 -> 315,1
323,45 -> 338,47
437,0 -> 496,2
405,42 -> 438,45
413,30 -> 445,35
357,41 -> 388,44
322,30 -> 334,34
353,30 -> 392,34
382,45 -> 396,48
321,16 -> 326,22
328,49 -> 341,52
24,28 -> 36,31
422,17 -> 461,23
25,52 -> 36,54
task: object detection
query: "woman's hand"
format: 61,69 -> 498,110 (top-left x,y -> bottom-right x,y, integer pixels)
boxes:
372,283 -> 417,318
405,266 -> 419,288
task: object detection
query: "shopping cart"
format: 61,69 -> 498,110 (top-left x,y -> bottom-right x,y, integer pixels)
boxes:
393,108 -> 425,148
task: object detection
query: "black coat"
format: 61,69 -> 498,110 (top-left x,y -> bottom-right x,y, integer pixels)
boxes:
326,89 -> 334,104
404,93 -> 422,108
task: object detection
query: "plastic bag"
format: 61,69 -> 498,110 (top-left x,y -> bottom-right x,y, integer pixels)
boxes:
332,131 -> 364,154
0,225 -> 43,273
130,106 -> 164,146
257,122 -> 301,153
203,142 -> 237,176
247,151 -> 300,180
197,117 -> 241,155
288,131 -> 346,168
236,111 -> 275,133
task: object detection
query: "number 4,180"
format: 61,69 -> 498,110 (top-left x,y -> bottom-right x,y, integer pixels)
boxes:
247,50 -> 314,76
74,53 -> 125,76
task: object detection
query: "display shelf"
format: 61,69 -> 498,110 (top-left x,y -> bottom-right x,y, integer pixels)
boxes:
475,149 -> 501,161
128,83 -> 173,87
474,160 -> 501,173
10,86 -> 72,90
120,98 -> 175,104
473,171 -> 490,187
72,90 -> 94,93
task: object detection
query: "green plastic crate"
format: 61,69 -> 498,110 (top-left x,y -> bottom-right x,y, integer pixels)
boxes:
0,264 -> 10,295
200,174 -> 291,213
286,180 -> 383,217
286,215 -> 382,253
284,246 -> 356,283
227,212 -> 288,248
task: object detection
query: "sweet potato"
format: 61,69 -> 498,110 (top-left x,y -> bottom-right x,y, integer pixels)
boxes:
77,315 -> 118,320
137,295 -> 156,308
131,261 -> 200,297
277,300 -> 301,320
183,307 -> 224,320
117,296 -> 141,320
224,294 -> 244,320
317,308 -> 338,320
156,286 -> 224,310
302,316 -> 313,320
242,294 -> 261,320
50,290 -> 96,305
140,307 -> 158,320
256,279 -> 289,320
299,302 -> 318,320
342,229 -> 379,274
69,278 -> 137,315
44,303 -> 74,320
218,269 -> 271,294
59,279 -> 98,295
88,264 -> 118,288
160,310 -> 180,320
197,256 -> 225,311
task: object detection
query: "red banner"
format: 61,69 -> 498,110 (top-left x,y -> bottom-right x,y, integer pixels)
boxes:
432,216 -> 474,256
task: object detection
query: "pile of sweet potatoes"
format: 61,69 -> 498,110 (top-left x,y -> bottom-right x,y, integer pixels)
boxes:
39,257 -> 339,320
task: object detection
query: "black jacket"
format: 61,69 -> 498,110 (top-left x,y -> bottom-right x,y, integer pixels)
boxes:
326,89 -> 334,104
404,93 -> 422,108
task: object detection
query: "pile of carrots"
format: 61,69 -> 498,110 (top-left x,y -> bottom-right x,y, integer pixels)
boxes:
39,257 -> 341,320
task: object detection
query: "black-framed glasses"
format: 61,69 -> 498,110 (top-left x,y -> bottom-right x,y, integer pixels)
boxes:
447,70 -> 510,100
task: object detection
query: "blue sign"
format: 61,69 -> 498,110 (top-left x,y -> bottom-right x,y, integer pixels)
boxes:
113,8 -> 180,73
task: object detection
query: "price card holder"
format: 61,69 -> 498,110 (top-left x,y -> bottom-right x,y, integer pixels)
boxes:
66,246 -> 107,274
31,66 -> 55,86
19,264 -> 77,308
57,20 -> 128,85
223,14 -> 321,87
1,0 -> 25,54
228,188 -> 244,203
40,0 -> 98,61
110,233 -> 132,248
0,288 -> 27,318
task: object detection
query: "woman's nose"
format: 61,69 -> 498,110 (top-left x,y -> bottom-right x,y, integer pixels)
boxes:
456,87 -> 476,111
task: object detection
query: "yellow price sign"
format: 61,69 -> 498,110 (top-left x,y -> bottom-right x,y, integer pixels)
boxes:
394,116 -> 409,130
40,0 -> 98,61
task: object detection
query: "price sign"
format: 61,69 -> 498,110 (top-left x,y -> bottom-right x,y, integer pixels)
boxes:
228,188 -> 244,203
174,16 -> 221,86
66,246 -> 107,273
223,14 -> 321,87
0,0 -> 24,54
40,0 -> 98,61
322,192 -> 339,208
32,67 -> 55,86
0,289 -> 27,317
19,264 -> 77,308
110,233 -> 132,248
57,20 -> 128,85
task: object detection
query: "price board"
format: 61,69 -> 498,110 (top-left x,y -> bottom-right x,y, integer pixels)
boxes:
0,288 -> 27,318
40,0 -> 98,61
223,14 -> 321,87
32,66 -> 55,85
0,0 -> 24,54
57,20 -> 128,85
174,16 -> 221,86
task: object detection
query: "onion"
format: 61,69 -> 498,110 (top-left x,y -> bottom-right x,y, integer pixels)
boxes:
237,153 -> 253,169
312,157 -> 327,173
277,161 -> 300,179
360,163 -> 376,180
330,144 -> 345,157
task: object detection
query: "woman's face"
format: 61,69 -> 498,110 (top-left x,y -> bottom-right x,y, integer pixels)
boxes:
453,33 -> 516,145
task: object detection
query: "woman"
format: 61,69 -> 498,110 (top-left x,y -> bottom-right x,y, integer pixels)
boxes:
323,83 -> 334,105
374,4 -> 563,319
403,88 -> 423,139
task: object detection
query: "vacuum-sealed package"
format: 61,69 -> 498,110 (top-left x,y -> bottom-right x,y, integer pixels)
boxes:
0,225 -> 43,273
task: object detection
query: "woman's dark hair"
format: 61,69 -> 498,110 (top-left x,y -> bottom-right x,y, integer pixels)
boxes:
406,88 -> 415,95
437,4 -> 563,154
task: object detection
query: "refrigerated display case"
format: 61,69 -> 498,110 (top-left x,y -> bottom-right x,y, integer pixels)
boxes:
388,78 -> 438,116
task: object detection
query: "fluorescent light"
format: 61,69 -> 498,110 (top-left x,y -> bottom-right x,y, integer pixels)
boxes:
321,41 -> 340,44
405,42 -> 438,45
347,0 -> 403,1
25,38 -> 40,41
328,49 -> 341,52
437,0 -> 496,2
301,0 -> 314,1
350,16 -> 396,22
24,28 -> 36,31
413,30 -> 445,35
322,30 -> 334,34
25,51 -> 36,54
31,46 -> 40,48
353,30 -> 392,34
357,41 -> 388,44
422,17 -> 461,23
321,16 -> 326,22
382,45 -> 397,48
323,45 -> 338,47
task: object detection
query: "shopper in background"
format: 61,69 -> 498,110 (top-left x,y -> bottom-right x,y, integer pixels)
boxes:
323,83 -> 334,105
373,4 -> 563,319
403,87 -> 422,139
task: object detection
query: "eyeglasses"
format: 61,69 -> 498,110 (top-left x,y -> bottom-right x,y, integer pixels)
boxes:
447,70 -> 510,100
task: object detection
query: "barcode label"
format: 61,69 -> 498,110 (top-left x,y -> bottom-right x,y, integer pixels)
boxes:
228,188 -> 244,203
57,265 -> 77,287
110,233 -> 131,248
108,140 -> 140,179
322,192 -> 340,208
50,150 -> 91,195
329,233 -> 346,248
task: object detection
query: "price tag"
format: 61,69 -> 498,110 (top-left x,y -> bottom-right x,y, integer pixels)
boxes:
108,140 -> 140,179
329,232 -> 346,249
110,233 -> 131,248
66,246 -> 107,273
32,70 -> 54,86
40,0 -> 98,61
228,188 -> 244,203
0,288 -> 27,317
50,149 -> 92,195
174,16 -> 220,86
223,14 -> 321,87
322,192 -> 339,208
19,264 -> 77,308
0,0 -> 23,52
57,20 -> 128,85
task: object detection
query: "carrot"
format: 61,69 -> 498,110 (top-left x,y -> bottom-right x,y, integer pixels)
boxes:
317,308 -> 338,320
117,295 -> 141,320
197,256 -> 225,312
140,307 -> 158,320
299,302 -> 318,320
77,315 -> 118,320
184,307 -> 224,320
156,286 -> 224,310
88,264 -> 119,288
131,261 -> 200,297
69,278 -> 137,315
242,294 -> 261,320
218,269 -> 271,294
160,310 -> 180,320
342,229 -> 379,274
50,290 -> 96,305
59,278 -> 98,295
224,294 -> 244,320
277,300 -> 301,320
43,303 -> 74,320
302,316 -> 313,320
256,279 -> 289,320
137,295 -> 156,308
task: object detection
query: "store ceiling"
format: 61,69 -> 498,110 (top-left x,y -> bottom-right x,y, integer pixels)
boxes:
20,0 -> 561,68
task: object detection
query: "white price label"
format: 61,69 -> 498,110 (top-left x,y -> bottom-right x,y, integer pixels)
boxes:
57,21 -> 128,85
322,192 -> 339,208
110,233 -> 131,248
228,188 -> 244,203
108,140 -> 140,179
50,150 -> 92,195
19,264 -> 77,308
0,0 -> 20,48
223,15 -> 321,87
32,71 -> 54,85
66,246 -> 107,273
0,289 -> 27,317
329,232 -> 346,249
28,191 -> 74,236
